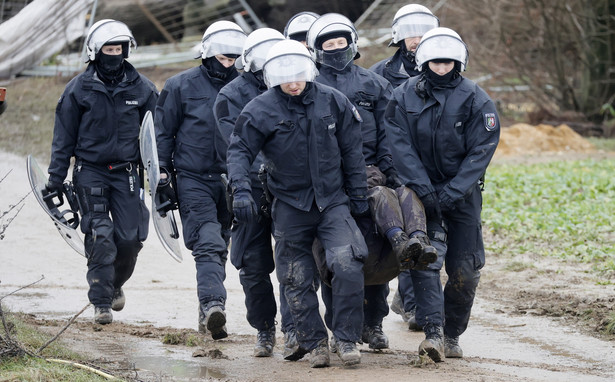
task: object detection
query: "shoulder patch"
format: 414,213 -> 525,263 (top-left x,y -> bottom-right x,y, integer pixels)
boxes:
484,112 -> 497,131
351,105 -> 363,123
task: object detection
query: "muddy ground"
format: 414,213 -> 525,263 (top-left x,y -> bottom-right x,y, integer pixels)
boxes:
1,149 -> 614,381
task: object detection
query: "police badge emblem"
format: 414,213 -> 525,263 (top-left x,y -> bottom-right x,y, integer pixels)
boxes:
484,112 -> 497,131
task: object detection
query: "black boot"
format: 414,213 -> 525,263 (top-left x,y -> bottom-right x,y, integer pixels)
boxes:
444,334 -> 463,358
418,324 -> 444,362
361,324 -> 389,350
111,288 -> 125,311
412,233 -> 437,270
198,304 -> 228,340
390,231 -> 423,270
331,336 -> 361,366
254,326 -> 276,357
94,306 -> 113,325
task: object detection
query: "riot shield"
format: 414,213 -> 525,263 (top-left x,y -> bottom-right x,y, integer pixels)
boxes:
139,110 -> 183,262
26,155 -> 85,256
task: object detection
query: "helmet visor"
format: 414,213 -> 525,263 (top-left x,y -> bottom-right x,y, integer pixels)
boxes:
203,30 -> 246,58
245,39 -> 282,72
416,35 -> 468,69
263,54 -> 318,88
392,13 -> 439,42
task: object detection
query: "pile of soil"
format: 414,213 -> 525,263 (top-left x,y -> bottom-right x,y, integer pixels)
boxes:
494,123 -> 595,158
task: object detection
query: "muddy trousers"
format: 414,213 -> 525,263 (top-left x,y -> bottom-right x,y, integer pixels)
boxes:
322,283 -> 389,328
409,234 -> 446,328
177,171 -> 231,308
273,200 -> 367,351
368,185 -> 427,315
231,187 -> 292,332
74,163 -> 148,308
442,185 -> 484,338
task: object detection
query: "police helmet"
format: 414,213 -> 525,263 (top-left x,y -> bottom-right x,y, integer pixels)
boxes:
262,39 -> 318,88
236,28 -> 285,72
415,27 -> 468,71
199,20 -> 247,59
306,13 -> 359,70
284,11 -> 319,41
85,19 -> 136,62
391,4 -> 439,45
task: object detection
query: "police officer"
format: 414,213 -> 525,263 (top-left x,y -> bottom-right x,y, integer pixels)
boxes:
213,27 -> 295,357
47,19 -> 158,324
370,4 -> 440,331
384,27 -> 500,361
306,13 -> 437,351
371,4 -> 439,87
227,39 -> 369,368
154,21 -> 246,340
283,11 -> 319,46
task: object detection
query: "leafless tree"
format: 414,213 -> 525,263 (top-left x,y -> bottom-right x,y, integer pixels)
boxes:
445,0 -> 615,130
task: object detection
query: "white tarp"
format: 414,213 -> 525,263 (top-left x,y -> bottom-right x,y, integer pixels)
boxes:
0,0 -> 93,79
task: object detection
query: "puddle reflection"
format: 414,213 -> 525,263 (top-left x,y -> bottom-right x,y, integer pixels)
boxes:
132,355 -> 226,379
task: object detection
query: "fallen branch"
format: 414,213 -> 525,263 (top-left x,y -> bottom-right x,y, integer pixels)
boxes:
46,358 -> 119,380
37,302 -> 90,354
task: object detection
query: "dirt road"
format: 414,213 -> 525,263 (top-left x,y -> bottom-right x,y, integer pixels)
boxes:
1,150 -> 614,381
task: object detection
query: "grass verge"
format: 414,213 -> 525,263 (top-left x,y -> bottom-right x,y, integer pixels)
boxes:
483,158 -> 615,278
0,308 -> 112,382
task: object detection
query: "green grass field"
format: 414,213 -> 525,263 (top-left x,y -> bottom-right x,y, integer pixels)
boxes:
483,158 -> 615,277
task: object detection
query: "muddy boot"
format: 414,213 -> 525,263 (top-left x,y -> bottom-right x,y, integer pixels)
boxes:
198,305 -> 228,340
419,324 -> 444,362
332,337 -> 361,366
444,335 -> 463,358
94,306 -> 113,325
390,231 -> 423,270
309,338 -> 330,368
412,233 -> 438,270
254,326 -> 276,357
283,329 -> 300,359
329,335 -> 337,353
111,288 -> 125,312
361,324 -> 389,350
407,309 -> 422,331
283,330 -> 308,361
390,289 -> 410,322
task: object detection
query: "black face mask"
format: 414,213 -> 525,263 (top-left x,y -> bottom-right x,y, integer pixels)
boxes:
400,43 -> 417,73
95,52 -> 125,84
425,62 -> 457,87
98,52 -> 124,72
203,57 -> 236,81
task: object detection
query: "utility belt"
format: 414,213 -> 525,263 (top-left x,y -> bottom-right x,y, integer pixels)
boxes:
75,158 -> 141,197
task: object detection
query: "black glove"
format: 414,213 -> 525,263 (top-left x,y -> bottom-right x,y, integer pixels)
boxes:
349,196 -> 370,217
155,169 -> 178,215
420,192 -> 442,222
438,191 -> 456,213
45,180 -> 64,196
233,189 -> 258,223
383,168 -> 403,189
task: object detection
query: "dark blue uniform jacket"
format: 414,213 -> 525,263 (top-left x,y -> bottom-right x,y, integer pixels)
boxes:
316,64 -> 395,174
227,82 -> 367,212
155,65 -> 237,174
48,63 -> 158,184
385,75 -> 500,206
214,71 -> 267,187
370,48 -> 421,88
